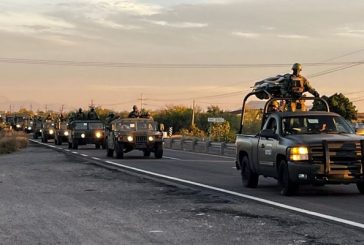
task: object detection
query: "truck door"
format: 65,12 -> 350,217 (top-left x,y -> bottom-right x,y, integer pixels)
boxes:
258,117 -> 278,174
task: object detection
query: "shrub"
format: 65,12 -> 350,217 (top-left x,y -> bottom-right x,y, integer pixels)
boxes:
0,131 -> 28,154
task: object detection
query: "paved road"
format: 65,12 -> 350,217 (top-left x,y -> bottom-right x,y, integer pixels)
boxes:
3,143 -> 364,244
30,139 -> 364,228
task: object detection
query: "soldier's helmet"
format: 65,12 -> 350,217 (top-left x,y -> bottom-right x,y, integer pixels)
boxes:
292,63 -> 302,71
133,105 -> 138,111
78,108 -> 82,113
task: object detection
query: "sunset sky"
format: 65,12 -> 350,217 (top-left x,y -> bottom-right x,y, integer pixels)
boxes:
0,0 -> 364,113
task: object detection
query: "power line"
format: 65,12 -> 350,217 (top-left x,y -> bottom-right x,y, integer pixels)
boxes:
1,57 -> 364,69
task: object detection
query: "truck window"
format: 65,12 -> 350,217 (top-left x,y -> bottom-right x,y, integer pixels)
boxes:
265,118 -> 278,134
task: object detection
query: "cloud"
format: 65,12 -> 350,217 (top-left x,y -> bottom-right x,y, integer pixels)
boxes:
232,31 -> 260,38
92,18 -> 141,30
277,34 -> 309,39
0,12 -> 74,35
86,0 -> 163,16
147,20 -> 208,28
336,27 -> 364,38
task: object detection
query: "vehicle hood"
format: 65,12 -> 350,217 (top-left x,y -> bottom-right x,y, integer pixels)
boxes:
283,133 -> 364,144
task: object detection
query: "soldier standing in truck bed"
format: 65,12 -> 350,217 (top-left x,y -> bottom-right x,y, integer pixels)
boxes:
282,63 -> 320,111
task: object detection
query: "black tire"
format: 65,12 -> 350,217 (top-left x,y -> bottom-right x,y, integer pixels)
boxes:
33,133 -> 37,139
72,139 -> 78,149
143,150 -> 151,157
357,183 -> 364,194
154,143 -> 163,159
240,156 -> 259,188
57,137 -> 62,145
106,143 -> 114,157
95,143 -> 100,149
115,142 -> 124,159
278,160 -> 299,196
68,141 -> 72,149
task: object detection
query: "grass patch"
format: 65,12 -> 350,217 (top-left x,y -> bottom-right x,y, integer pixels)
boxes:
0,130 -> 28,154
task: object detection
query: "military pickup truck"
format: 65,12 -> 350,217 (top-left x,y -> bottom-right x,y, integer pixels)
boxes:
105,118 -> 163,159
235,92 -> 364,195
67,120 -> 105,149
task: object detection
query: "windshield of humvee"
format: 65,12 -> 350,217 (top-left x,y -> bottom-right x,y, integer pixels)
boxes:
74,122 -> 88,130
43,122 -> 55,128
117,121 -> 157,131
89,122 -> 104,130
282,115 -> 354,135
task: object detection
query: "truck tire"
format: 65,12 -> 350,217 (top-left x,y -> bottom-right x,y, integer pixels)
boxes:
241,156 -> 258,188
143,150 -> 151,157
33,133 -> 37,139
154,143 -> 163,159
72,139 -> 78,149
68,141 -> 72,149
95,143 -> 100,149
278,159 -> 299,196
57,137 -> 62,145
115,142 -> 124,159
357,183 -> 364,194
106,142 -> 114,157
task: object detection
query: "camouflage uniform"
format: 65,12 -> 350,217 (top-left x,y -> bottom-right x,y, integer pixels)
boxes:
75,108 -> 86,120
283,63 -> 319,112
87,108 -> 99,120
128,105 -> 140,118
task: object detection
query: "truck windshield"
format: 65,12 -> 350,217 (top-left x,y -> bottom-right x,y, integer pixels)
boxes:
116,120 -> 156,131
282,115 -> 355,135
89,122 -> 104,130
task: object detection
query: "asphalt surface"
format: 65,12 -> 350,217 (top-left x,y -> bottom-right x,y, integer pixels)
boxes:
0,141 -> 363,244
34,139 -> 364,227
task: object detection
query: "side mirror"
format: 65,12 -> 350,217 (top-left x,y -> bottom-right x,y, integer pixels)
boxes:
260,129 -> 278,139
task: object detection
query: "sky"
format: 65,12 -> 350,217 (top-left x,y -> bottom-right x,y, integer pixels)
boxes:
0,0 -> 364,113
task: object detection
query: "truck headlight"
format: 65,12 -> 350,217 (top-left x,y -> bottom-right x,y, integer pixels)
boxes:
28,127 -> 32,130
16,124 -> 21,128
289,146 -> 309,161
49,129 -> 54,135
127,136 -> 133,142
148,136 -> 154,142
95,132 -> 102,138
64,131 -> 69,136
81,133 -> 86,138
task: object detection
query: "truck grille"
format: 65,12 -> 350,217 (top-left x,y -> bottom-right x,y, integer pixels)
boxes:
310,141 -> 363,174
136,136 -> 147,143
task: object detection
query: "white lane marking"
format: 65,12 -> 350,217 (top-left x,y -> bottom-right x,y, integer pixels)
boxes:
163,156 -> 181,160
72,152 -> 78,154
81,154 -> 88,157
65,149 -> 70,152
48,145 -> 55,148
104,160 -> 364,230
180,160 -> 232,163
92,157 -> 101,161
149,230 -> 163,233
165,148 -> 235,159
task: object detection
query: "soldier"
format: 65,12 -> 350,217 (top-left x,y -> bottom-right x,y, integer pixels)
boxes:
87,107 -> 99,120
267,100 -> 281,113
128,105 -> 140,118
283,63 -> 320,111
75,108 -> 85,120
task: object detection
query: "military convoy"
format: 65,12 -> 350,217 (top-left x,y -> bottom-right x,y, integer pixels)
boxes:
235,90 -> 364,195
105,118 -> 163,159
67,120 -> 105,149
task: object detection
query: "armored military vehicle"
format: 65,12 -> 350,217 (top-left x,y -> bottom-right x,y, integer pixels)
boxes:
105,118 -> 163,159
54,121 -> 69,145
67,120 -> 105,149
32,118 -> 43,139
41,120 -> 55,143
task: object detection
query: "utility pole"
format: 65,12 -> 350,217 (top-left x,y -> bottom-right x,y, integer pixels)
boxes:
139,93 -> 144,111
192,99 -> 195,128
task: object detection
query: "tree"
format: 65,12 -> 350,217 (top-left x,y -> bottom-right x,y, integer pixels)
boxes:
153,105 -> 193,133
312,93 -> 357,120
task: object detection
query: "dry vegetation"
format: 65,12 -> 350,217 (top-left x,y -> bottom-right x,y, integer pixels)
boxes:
0,130 -> 28,154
